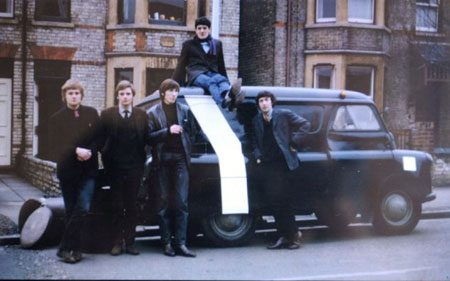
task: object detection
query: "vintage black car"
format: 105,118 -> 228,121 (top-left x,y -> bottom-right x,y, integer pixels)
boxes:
136,86 -> 436,247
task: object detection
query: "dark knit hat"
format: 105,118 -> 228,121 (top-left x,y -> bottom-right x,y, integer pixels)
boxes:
195,16 -> 211,28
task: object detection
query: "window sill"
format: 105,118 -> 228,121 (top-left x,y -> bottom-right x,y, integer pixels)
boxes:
415,30 -> 443,37
306,22 -> 391,33
31,20 -> 74,28
0,17 -> 18,24
107,23 -> 195,32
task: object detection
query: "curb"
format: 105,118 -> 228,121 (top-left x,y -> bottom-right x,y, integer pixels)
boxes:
421,210 -> 450,220
0,233 -> 20,246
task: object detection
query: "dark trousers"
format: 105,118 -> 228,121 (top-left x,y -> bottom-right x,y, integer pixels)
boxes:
259,161 -> 297,240
110,167 -> 143,246
158,152 -> 189,246
59,176 -> 95,252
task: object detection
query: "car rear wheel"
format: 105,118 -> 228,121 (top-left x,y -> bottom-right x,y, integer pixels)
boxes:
373,187 -> 421,235
201,214 -> 256,247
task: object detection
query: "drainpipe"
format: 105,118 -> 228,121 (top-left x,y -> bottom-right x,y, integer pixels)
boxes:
18,0 -> 28,165
285,0 -> 292,86
211,0 -> 221,39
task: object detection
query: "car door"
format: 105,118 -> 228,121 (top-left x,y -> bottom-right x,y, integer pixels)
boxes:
327,103 -> 395,216
280,102 -> 332,212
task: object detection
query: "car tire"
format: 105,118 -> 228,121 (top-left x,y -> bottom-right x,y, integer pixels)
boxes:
372,186 -> 421,235
315,198 -> 356,231
201,214 -> 256,247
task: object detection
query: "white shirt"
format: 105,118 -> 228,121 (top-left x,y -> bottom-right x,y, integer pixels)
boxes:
119,104 -> 133,118
201,41 -> 210,54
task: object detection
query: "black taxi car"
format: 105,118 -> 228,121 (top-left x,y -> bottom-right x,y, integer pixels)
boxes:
136,86 -> 436,247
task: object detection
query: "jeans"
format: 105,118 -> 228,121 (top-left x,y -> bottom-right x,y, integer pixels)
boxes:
110,168 -> 143,246
192,71 -> 230,104
59,176 -> 95,252
158,152 -> 190,246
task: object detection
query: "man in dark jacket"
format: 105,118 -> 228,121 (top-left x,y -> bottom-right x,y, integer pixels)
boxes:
172,16 -> 244,111
252,91 -> 311,250
148,79 -> 197,257
99,80 -> 150,256
49,79 -> 99,263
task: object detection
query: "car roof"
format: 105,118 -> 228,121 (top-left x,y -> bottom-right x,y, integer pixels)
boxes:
136,86 -> 373,107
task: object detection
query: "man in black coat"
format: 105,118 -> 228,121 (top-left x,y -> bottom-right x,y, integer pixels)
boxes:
252,91 -> 311,250
49,79 -> 99,263
99,80 -> 150,256
148,79 -> 197,257
172,16 -> 244,111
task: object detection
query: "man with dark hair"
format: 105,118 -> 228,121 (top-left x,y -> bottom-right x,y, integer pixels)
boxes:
99,80 -> 150,256
172,16 -> 244,111
252,91 -> 311,250
49,79 -> 99,263
148,78 -> 197,257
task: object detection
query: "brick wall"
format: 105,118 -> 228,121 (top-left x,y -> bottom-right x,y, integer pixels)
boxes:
19,155 -> 60,197
432,155 -> 450,186
0,0 -> 107,191
239,0 -> 276,85
410,122 -> 435,152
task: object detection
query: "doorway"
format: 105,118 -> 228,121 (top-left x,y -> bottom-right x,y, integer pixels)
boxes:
34,60 -> 70,160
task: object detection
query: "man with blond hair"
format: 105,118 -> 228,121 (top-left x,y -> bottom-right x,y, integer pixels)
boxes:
49,79 -> 100,263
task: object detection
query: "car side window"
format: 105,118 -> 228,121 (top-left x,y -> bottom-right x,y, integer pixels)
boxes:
332,105 -> 380,131
279,103 -> 326,152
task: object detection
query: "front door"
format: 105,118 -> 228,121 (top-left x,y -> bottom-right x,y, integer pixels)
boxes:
0,78 -> 12,166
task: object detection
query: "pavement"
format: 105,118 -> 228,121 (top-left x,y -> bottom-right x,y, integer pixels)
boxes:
0,172 -> 450,244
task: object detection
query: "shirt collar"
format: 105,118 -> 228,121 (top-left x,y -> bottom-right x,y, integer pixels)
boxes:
119,104 -> 132,118
263,109 -> 273,121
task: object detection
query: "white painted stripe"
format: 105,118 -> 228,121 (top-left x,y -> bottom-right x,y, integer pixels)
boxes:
279,266 -> 438,280
184,95 -> 249,214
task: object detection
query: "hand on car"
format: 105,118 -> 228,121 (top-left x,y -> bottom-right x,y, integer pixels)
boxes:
170,125 -> 184,134
76,147 -> 92,161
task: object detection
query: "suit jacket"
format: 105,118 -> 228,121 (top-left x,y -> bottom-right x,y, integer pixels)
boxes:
99,106 -> 150,171
172,37 -> 228,86
148,102 -> 196,167
49,105 -> 100,181
252,108 -> 311,171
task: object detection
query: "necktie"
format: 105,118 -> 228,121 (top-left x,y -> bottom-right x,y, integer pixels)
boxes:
74,110 -> 80,118
264,113 -> 269,123
124,110 -> 129,119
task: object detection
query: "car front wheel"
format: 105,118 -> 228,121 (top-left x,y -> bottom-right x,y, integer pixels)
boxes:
201,214 -> 256,247
372,187 -> 421,235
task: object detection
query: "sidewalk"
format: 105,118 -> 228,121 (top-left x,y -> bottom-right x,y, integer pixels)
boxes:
0,172 -> 449,238
0,173 -> 45,226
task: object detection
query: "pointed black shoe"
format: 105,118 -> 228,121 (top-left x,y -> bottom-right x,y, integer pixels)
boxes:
267,237 -> 288,249
164,244 -> 176,257
286,231 -> 302,250
175,244 -> 196,257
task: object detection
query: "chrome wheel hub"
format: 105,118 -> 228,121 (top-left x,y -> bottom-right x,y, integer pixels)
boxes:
382,192 -> 412,225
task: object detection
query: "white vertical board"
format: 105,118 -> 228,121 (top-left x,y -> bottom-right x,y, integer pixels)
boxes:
0,78 -> 12,166
184,95 -> 249,214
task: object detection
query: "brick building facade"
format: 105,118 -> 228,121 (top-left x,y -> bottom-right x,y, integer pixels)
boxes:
239,0 -> 450,185
0,0 -> 241,194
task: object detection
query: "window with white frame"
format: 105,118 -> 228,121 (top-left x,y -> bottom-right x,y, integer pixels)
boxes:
416,0 -> 439,32
316,0 -> 336,22
348,0 -> 374,23
149,0 -> 187,26
346,66 -> 374,98
314,65 -> 334,89
0,0 -> 13,18
118,0 -> 136,24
